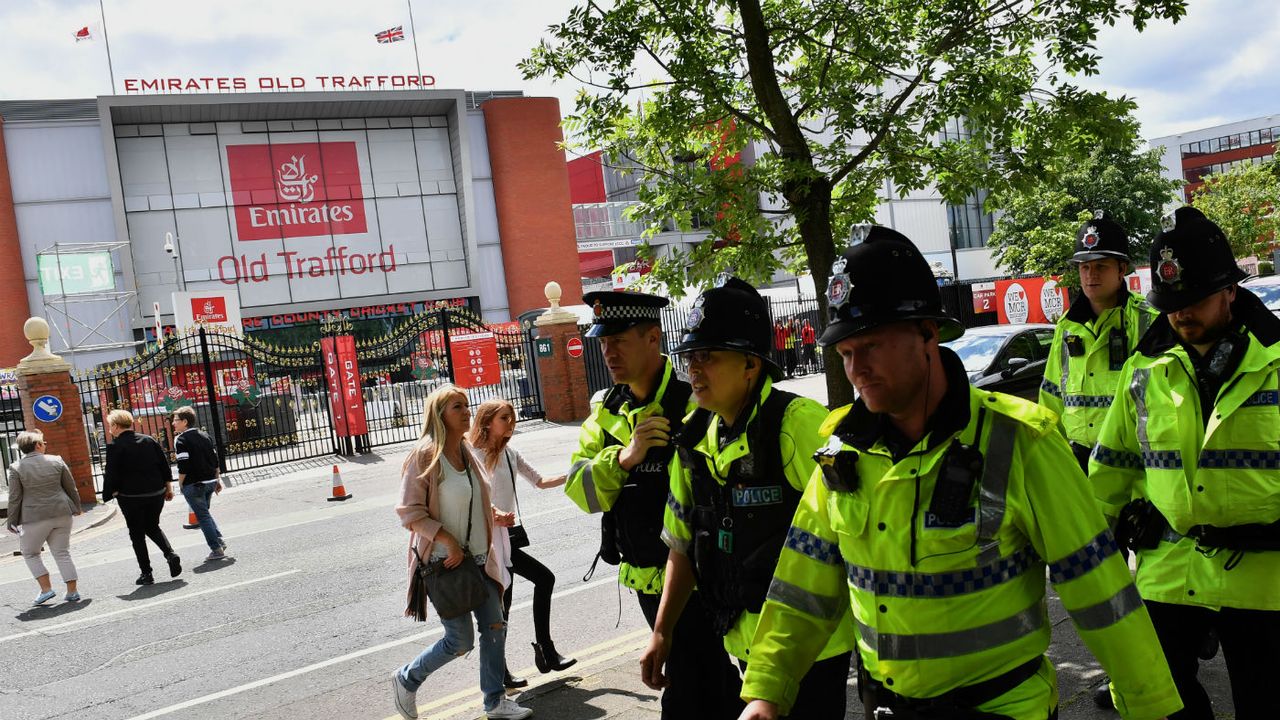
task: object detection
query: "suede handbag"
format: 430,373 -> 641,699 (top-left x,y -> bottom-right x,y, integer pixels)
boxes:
406,457 -> 490,621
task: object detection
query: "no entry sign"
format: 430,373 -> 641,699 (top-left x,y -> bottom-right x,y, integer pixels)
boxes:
566,337 -> 584,358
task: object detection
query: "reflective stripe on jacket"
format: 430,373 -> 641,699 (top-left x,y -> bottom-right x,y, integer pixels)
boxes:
1040,292 -> 1157,448
742,390 -> 1180,720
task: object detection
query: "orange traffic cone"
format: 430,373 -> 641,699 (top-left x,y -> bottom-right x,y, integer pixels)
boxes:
183,511 -> 199,529
327,465 -> 352,501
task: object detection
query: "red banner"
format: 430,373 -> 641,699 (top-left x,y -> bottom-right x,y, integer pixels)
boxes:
322,335 -> 368,437
227,141 -> 368,241
971,281 -> 997,315
994,277 -> 1070,324
449,331 -> 501,388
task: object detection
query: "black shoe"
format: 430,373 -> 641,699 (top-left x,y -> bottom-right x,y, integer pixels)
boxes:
136,572 -> 154,586
1092,678 -> 1113,709
1198,629 -> 1220,660
532,641 -> 577,673
167,554 -> 182,578
503,668 -> 528,689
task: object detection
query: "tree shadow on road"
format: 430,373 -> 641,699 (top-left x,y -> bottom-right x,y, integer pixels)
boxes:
14,598 -> 94,621
193,557 -> 237,573
116,579 -> 188,600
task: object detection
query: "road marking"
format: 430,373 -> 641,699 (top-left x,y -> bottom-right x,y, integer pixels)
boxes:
122,573 -> 621,720
414,628 -> 653,720
0,570 -> 300,644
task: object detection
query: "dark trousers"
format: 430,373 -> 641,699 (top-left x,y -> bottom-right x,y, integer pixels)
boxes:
743,651 -> 851,719
117,494 -> 175,574
1147,600 -> 1280,719
502,546 -> 557,648
637,590 -> 745,720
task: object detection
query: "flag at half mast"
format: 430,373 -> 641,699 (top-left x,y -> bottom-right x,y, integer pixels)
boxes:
375,25 -> 405,44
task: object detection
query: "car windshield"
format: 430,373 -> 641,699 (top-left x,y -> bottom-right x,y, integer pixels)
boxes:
943,333 -> 1010,373
1247,281 -> 1280,310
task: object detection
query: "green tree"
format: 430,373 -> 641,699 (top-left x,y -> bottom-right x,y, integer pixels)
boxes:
988,143 -> 1183,286
523,0 -> 1185,404
1191,159 -> 1280,259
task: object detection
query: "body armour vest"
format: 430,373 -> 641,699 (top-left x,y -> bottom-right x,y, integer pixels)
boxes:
599,379 -> 693,569
677,389 -> 801,636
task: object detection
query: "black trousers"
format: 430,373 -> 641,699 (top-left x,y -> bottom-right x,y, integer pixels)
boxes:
502,546 -> 557,648
1147,600 -> 1280,719
637,590 -> 745,720
742,651 -> 851,719
117,494 -> 175,574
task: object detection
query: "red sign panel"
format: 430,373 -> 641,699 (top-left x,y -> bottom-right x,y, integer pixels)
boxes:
971,281 -> 997,315
449,332 -> 501,389
322,335 -> 368,437
995,277 -> 1071,325
192,296 -> 229,323
226,141 -> 368,241
566,337 -> 584,358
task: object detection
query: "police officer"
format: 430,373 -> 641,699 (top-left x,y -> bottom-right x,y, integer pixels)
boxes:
1091,206 -> 1280,720
1040,211 -> 1158,469
639,277 -> 855,719
738,226 -> 1181,720
565,290 -> 738,717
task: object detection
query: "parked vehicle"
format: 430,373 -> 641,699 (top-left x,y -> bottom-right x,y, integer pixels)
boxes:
943,323 -> 1056,400
1242,274 -> 1280,316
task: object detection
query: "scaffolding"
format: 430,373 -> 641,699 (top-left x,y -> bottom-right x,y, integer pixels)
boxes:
36,241 -> 142,362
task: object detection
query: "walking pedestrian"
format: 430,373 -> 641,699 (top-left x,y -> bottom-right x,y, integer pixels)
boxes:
392,385 -> 532,720
172,406 -> 227,562
468,399 -> 576,689
800,319 -> 817,373
783,319 -> 798,378
102,410 -> 182,586
6,430 -> 82,605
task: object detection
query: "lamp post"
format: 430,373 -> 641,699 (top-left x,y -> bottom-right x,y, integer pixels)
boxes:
164,231 -> 186,292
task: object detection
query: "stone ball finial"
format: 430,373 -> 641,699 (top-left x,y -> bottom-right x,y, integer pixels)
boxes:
545,281 -> 563,308
24,316 -> 50,345
18,315 -> 69,375
535,280 -> 578,327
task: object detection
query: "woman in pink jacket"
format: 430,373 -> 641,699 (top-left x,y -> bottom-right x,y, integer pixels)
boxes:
391,385 -> 532,720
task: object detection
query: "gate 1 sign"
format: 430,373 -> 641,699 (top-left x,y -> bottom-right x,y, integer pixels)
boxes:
449,331 -> 500,389
322,335 -> 368,437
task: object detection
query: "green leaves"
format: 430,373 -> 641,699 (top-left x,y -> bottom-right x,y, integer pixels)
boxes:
1191,159 -> 1280,260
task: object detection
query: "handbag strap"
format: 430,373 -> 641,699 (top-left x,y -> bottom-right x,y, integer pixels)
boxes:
506,450 -> 523,526
461,450 -> 476,554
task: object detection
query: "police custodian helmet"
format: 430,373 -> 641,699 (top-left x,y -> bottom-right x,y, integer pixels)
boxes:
818,225 -> 964,347
1146,206 -> 1247,314
1071,211 -> 1130,264
581,290 -> 669,338
671,276 -> 783,380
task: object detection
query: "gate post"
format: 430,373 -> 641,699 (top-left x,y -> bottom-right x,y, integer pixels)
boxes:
15,317 -> 96,503
533,282 -> 591,423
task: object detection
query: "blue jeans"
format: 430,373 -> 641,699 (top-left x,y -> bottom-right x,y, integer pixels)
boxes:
399,574 -> 506,711
181,482 -> 223,551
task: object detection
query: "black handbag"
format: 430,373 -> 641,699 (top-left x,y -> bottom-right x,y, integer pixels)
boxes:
406,455 -> 490,621
506,453 -> 530,550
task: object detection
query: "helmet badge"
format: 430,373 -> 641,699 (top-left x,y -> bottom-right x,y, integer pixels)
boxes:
1082,226 -> 1100,249
1156,247 -> 1183,284
827,273 -> 852,310
592,299 -> 604,318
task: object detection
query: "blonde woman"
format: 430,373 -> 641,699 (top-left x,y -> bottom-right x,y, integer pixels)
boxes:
6,430 -> 81,605
469,399 -> 575,690
391,386 -> 531,720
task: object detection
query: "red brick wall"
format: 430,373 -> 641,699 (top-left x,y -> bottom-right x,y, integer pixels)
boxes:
0,118 -> 34,365
482,98 -> 583,317
17,371 -> 96,503
534,322 -> 590,422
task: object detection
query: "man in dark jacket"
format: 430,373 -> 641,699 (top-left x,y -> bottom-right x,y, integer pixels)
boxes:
102,409 -> 181,585
172,405 -> 227,561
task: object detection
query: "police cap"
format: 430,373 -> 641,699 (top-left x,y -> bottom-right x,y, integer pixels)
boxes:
1147,206 -> 1246,313
818,225 -> 963,346
1071,211 -> 1131,264
581,290 -> 669,338
671,276 -> 782,380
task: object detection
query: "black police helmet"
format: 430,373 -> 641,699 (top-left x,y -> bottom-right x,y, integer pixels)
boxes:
818,226 -> 963,347
581,290 -> 668,338
1071,212 -> 1130,264
671,277 -> 783,381
1147,206 -> 1246,313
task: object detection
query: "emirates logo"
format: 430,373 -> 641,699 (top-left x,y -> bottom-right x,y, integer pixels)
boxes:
202,300 -> 217,315
277,155 -> 319,203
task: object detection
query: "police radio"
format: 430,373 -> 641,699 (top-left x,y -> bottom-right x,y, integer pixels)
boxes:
1108,329 -> 1127,371
1065,335 -> 1085,357
928,440 -> 984,525
814,435 -> 859,493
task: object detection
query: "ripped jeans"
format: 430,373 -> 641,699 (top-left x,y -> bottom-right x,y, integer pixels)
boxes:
399,575 -> 506,711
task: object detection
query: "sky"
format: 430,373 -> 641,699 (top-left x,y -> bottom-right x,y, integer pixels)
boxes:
0,0 -> 1277,145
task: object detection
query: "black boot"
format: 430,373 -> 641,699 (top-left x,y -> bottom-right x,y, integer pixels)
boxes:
136,572 -> 154,586
1198,629 -> 1220,660
503,668 -> 528,689
532,641 -> 577,673
1092,678 -> 1113,709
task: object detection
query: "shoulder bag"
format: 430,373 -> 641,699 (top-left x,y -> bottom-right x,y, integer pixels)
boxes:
506,451 -> 530,549
406,453 -> 490,621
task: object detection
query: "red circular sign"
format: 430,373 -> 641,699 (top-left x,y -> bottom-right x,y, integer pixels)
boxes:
567,337 -> 584,358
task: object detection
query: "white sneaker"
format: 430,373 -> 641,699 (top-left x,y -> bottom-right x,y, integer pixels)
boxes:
391,672 -> 418,719
486,697 -> 533,719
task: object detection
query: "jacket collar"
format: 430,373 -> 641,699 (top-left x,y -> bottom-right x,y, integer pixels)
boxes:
1065,286 -> 1133,324
603,357 -> 673,414
1137,287 -> 1280,358
836,347 -> 971,458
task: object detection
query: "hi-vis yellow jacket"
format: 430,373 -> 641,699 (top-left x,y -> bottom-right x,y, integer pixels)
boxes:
1090,300 -> 1280,611
742,374 -> 1180,719
565,359 -> 693,594
1040,291 -> 1158,448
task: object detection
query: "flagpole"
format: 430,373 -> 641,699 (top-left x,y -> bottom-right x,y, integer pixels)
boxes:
406,0 -> 422,78
98,0 -> 117,93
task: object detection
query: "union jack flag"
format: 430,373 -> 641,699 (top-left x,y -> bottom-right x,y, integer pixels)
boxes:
375,25 -> 404,44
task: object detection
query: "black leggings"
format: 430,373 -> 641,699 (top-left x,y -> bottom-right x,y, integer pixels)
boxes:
502,546 -> 557,647
117,494 -> 175,574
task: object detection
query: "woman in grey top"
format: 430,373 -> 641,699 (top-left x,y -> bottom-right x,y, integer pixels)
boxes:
5,430 -> 81,605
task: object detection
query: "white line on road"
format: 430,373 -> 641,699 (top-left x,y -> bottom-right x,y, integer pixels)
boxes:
0,570 -> 300,644
122,572 -> 622,720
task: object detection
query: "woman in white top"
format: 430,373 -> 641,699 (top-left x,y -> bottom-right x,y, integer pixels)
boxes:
469,399 -> 577,689
392,386 -> 531,720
